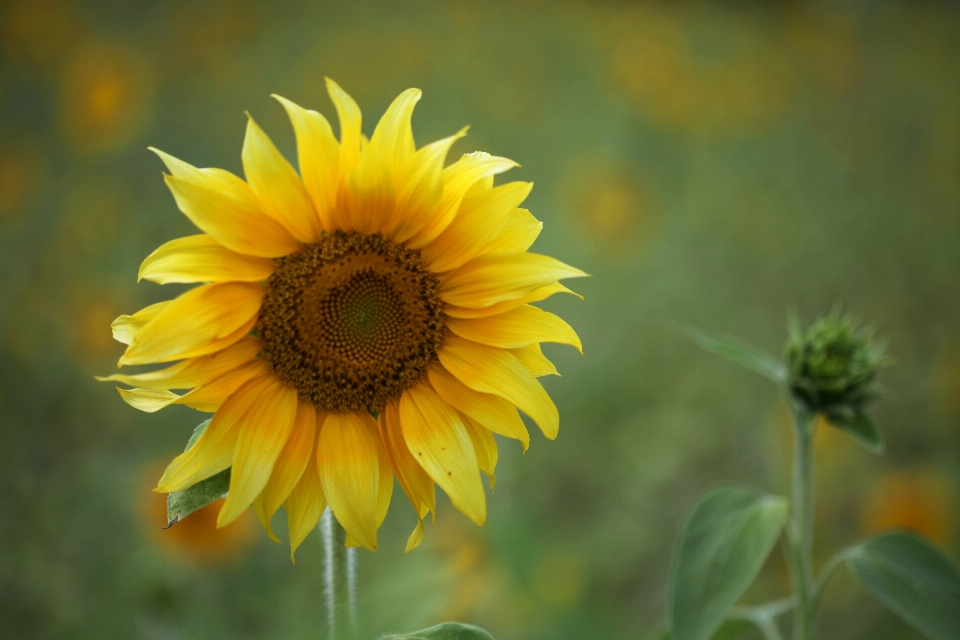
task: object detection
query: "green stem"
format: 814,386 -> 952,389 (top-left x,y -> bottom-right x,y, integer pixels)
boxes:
788,404 -> 816,640
321,510 -> 356,640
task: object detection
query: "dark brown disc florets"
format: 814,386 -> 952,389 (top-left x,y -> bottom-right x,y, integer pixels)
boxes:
257,231 -> 446,412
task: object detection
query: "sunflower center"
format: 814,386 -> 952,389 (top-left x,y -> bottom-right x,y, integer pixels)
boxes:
257,231 -> 446,412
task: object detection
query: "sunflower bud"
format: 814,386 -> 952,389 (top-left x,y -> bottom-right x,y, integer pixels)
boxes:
783,311 -> 886,419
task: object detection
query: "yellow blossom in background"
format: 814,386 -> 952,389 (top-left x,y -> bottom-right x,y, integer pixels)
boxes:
140,464 -> 254,564
861,469 -> 957,548
60,43 -> 154,154
101,79 -> 585,558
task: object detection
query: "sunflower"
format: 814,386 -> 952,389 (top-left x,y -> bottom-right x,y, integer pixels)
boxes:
102,79 -> 585,557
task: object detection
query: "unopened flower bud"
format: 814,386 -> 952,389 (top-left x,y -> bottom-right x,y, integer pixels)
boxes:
783,311 -> 886,418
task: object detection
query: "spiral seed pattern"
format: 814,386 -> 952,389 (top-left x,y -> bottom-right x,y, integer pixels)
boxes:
258,231 -> 446,412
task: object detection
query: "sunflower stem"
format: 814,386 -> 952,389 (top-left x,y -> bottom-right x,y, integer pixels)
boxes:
320,510 -> 356,640
787,404 -> 816,640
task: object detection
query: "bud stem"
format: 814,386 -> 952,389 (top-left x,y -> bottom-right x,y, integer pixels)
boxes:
788,404 -> 817,640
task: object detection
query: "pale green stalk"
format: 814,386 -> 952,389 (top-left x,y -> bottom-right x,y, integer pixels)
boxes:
321,510 -> 357,640
787,404 -> 816,640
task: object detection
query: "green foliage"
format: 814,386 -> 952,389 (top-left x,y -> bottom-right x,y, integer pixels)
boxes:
825,411 -> 884,454
380,622 -> 495,640
690,329 -> 787,387
783,311 -> 885,416
165,420 -> 231,525
659,619 -> 754,640
669,486 -> 789,640
846,532 -> 960,640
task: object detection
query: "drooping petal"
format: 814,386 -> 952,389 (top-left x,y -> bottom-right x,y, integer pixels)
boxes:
100,336 -> 262,390
405,518 -> 425,553
337,141 -> 395,233
138,234 -> 276,285
511,343 -> 559,377
254,403 -> 320,541
370,88 -> 420,168
422,181 -> 533,273
120,283 -> 264,366
151,148 -> 299,258
386,128 -> 467,242
379,400 -> 435,519
218,378 -> 299,526
438,253 -> 587,309
399,384 -> 486,525
482,207 -> 542,254
461,413 -> 498,489
326,78 -> 363,181
156,373 -> 272,492
447,304 -> 582,353
273,94 -> 340,231
111,301 -> 171,345
438,335 -> 559,440
427,364 -> 529,451
285,441 -> 327,562
316,412 -> 381,551
242,114 -> 322,243
407,152 -> 519,249
115,357 -> 268,413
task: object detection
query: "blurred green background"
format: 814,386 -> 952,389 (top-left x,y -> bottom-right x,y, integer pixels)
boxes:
2,1 -> 959,638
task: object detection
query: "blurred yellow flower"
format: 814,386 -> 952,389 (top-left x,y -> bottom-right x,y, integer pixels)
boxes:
140,464 -> 254,564
102,80 -> 585,558
60,43 -> 154,153
861,469 -> 957,548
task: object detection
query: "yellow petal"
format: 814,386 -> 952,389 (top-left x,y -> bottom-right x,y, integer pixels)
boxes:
511,343 -> 559,377
176,358 -> 270,412
218,378 -> 299,527
386,128 -> 468,242
399,384 -> 486,525
138,234 -> 276,285
272,94 -> 340,231
438,253 -> 587,309
285,442 -> 327,562
316,412 -> 382,551
120,282 -> 264,366
374,423 -> 394,530
405,518 -> 425,553
116,387 -> 179,413
370,88 -> 421,168
254,402 -> 320,540
111,301 -> 171,345
100,336 -> 262,390
438,335 -> 559,440
427,364 -> 529,451
443,281 -> 582,319
326,78 -> 363,181
151,148 -> 299,258
379,400 -> 435,518
422,181 -> 533,273
461,413 -> 497,490
242,114 -> 322,243
483,207 -> 543,254
447,304 -> 582,353
337,141 -> 395,234
156,373 -> 272,492
407,152 -> 519,249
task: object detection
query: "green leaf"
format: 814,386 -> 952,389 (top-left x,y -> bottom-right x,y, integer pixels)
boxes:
659,619 -> 754,640
670,485 -> 790,640
165,420 -> 231,526
846,531 -> 960,640
690,329 -> 787,387
380,622 -> 495,640
825,411 -> 884,454
183,419 -> 211,452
